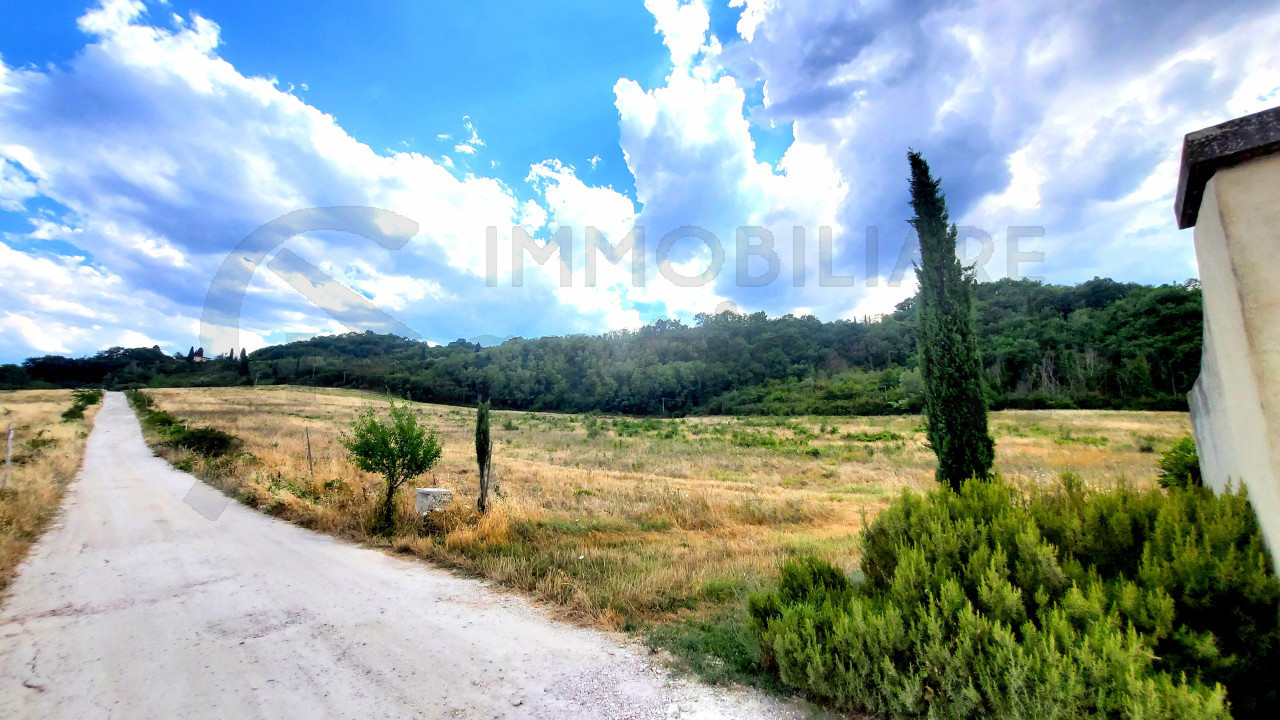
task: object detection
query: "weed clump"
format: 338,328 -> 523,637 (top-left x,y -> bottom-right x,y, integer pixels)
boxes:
71,389 -> 104,406
59,388 -> 104,423
842,429 -> 905,442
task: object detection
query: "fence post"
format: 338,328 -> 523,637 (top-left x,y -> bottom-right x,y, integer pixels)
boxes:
305,426 -> 315,483
3,423 -> 12,490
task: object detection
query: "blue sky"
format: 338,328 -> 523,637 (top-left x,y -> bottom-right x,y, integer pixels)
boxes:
1,0 -> 1278,362
0,1 -> 670,204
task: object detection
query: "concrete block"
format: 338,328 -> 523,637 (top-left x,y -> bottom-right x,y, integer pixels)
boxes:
415,488 -> 453,514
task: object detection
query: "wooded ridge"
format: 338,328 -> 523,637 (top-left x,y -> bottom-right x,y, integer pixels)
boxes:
3,277 -> 1202,416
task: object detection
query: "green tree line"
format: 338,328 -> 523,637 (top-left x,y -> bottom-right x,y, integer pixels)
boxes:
2,276 -> 1202,415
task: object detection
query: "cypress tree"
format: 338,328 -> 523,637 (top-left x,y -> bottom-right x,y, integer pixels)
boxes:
238,348 -> 250,376
475,399 -> 493,514
908,150 -> 994,490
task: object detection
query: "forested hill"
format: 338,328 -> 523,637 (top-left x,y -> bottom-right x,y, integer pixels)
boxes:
4,277 -> 1203,415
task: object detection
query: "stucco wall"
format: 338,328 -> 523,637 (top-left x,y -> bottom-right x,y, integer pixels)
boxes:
1192,152 -> 1280,562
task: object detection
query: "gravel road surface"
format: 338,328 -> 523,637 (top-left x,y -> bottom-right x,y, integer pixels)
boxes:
0,392 -> 820,719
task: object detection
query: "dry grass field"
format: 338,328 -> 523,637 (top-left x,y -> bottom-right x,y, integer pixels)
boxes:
0,390 -> 101,596
140,386 -> 1190,638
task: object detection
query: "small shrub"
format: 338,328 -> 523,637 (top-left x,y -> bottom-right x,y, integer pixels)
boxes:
170,426 -> 240,457
341,400 -> 442,535
731,429 -> 780,448
143,410 -> 179,430
60,404 -> 84,422
71,389 -> 104,406
126,389 -> 154,410
1137,434 -> 1157,453
1158,435 -> 1202,488
657,423 -> 682,440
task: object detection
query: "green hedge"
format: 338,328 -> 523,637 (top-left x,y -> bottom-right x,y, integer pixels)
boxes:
749,478 -> 1280,719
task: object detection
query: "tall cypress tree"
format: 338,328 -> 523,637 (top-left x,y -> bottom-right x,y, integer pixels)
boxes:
908,150 -> 994,490
475,399 -> 493,514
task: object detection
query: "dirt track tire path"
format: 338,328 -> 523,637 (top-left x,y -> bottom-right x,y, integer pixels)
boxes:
0,392 -> 815,719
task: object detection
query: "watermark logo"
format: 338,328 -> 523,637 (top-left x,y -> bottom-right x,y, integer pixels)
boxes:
203,209 -> 1047,355
489,224 -> 1045,290
201,207 -> 420,353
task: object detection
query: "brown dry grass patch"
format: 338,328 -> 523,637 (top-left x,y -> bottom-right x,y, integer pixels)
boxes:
141,386 -> 1189,630
0,389 -> 100,598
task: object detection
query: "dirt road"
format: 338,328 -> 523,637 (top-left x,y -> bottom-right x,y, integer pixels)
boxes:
0,393 -> 815,719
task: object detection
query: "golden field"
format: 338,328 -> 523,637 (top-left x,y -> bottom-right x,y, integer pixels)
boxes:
0,390 -> 101,596
140,386 -> 1190,633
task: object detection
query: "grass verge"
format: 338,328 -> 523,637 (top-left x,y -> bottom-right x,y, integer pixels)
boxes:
0,389 -> 101,598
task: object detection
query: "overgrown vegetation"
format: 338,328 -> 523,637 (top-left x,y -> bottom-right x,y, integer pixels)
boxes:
59,388 -> 102,423
647,605 -> 783,691
908,150 -> 994,489
127,390 -> 239,457
747,478 -> 1279,718
5,276 -> 1201,414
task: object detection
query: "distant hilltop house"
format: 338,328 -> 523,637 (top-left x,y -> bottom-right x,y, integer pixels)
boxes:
189,347 -> 209,363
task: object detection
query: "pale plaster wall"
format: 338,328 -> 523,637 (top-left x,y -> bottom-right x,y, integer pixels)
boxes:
1192,152 -> 1280,562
